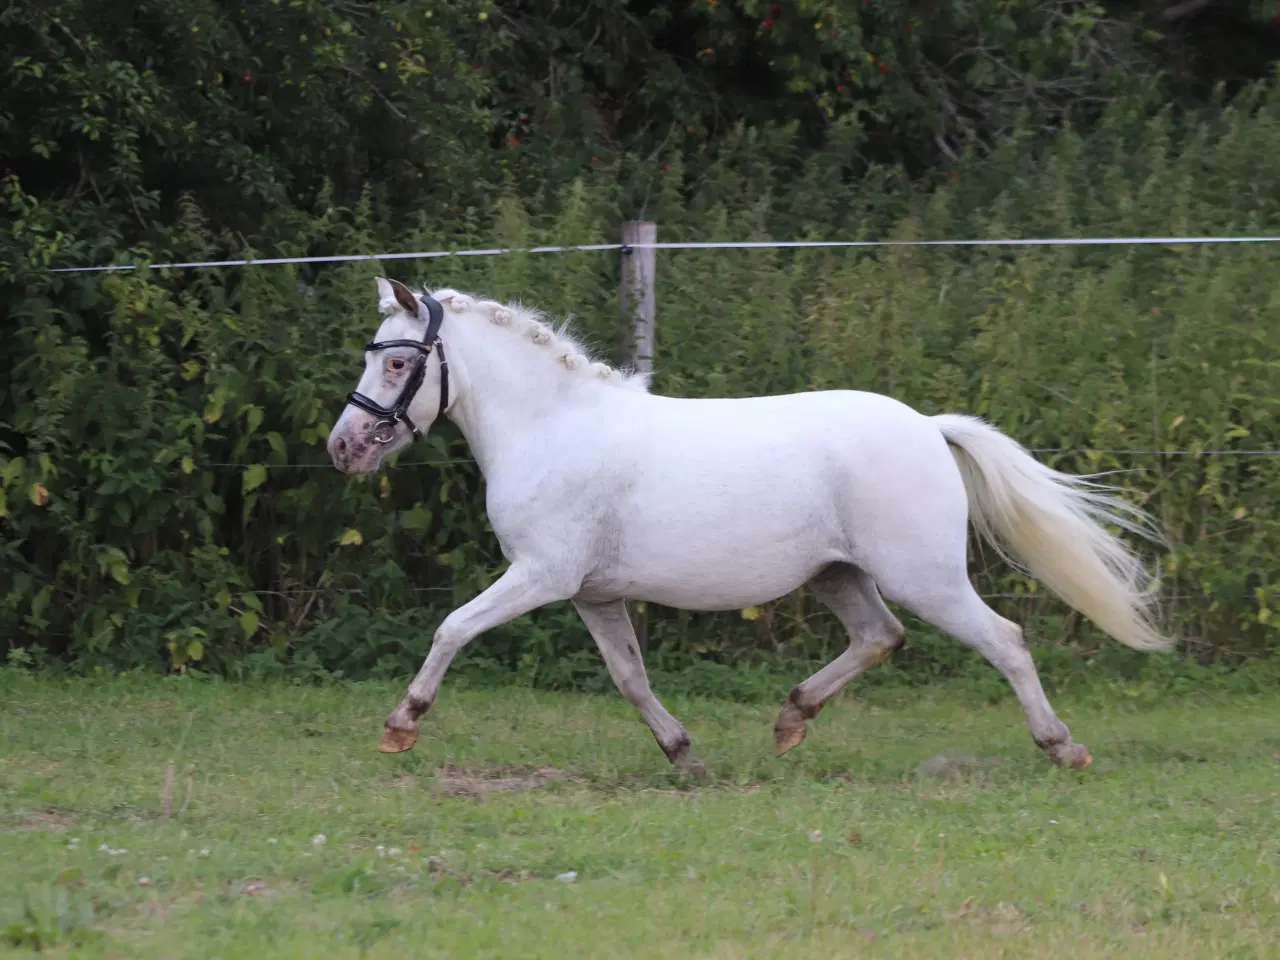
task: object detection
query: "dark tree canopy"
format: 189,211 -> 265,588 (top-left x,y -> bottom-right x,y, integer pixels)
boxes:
3,0 -> 1277,257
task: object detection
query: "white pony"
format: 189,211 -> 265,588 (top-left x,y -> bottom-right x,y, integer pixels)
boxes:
328,278 -> 1168,772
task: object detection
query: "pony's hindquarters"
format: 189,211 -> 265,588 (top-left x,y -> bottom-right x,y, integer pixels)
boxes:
778,404 -> 1163,767
933,413 -> 1168,652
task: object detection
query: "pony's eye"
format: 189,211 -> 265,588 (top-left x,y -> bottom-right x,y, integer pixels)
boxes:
389,357 -> 406,372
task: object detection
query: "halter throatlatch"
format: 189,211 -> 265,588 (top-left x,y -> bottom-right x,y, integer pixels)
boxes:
345,293 -> 450,444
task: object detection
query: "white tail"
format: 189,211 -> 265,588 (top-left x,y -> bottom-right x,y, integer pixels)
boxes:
934,414 -> 1170,652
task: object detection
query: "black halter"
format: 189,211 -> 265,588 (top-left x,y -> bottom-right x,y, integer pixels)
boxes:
346,294 -> 449,445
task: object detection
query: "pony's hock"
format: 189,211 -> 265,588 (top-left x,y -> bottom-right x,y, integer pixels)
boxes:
330,278 -> 1168,771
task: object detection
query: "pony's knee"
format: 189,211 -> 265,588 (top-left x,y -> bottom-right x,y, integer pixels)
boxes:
430,622 -> 468,656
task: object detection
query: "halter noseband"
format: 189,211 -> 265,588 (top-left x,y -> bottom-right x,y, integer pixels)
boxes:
345,294 -> 450,444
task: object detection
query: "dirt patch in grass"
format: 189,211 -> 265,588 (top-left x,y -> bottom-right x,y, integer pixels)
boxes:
646,779 -> 766,798
427,859 -> 543,885
9,809 -> 77,833
916,753 -> 992,779
377,772 -> 422,791
431,764 -> 578,799
949,899 -> 1032,938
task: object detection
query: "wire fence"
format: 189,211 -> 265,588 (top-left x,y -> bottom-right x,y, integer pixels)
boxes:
204,445 -> 1280,473
249,584 -> 1209,605
48,233 -> 1280,274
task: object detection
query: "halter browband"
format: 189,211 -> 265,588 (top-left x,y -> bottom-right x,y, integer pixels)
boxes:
346,294 -> 449,444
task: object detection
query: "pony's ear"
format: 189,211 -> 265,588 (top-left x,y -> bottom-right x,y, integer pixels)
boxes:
389,279 -> 421,318
375,277 -> 396,314
374,277 -> 421,318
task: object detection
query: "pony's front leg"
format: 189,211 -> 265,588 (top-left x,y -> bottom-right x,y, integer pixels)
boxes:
379,564 -> 566,754
572,598 -> 704,775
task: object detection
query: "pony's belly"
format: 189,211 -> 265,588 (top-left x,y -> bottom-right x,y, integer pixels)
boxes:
585,467 -> 851,608
594,542 -> 845,611
633,578 -> 809,611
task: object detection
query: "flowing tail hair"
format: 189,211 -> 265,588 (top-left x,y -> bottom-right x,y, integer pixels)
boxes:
933,414 -> 1170,652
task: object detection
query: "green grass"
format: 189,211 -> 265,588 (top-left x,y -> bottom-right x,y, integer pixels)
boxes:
2,670 -> 1278,958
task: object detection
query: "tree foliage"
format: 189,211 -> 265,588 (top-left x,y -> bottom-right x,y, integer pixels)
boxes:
4,0 -> 1278,257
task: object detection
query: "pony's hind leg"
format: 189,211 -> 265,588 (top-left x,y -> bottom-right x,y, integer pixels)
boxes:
774,564 -> 905,755
886,574 -> 1091,768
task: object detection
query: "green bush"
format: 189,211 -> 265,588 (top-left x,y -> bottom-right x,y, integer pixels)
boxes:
3,78 -> 1279,681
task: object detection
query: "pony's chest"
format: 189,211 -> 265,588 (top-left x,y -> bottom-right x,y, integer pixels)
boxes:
482,460 -> 627,545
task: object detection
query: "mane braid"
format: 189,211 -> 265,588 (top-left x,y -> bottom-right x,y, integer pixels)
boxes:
424,287 -> 651,393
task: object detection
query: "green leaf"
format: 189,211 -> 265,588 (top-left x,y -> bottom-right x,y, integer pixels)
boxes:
30,585 -> 53,621
242,464 -> 267,494
245,405 -> 264,433
339,528 -> 363,546
203,386 -> 226,424
239,611 -> 259,639
401,503 -> 432,532
187,639 -> 205,661
0,456 -> 23,486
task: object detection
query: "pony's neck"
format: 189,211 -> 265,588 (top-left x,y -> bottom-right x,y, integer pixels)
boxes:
441,311 -> 603,476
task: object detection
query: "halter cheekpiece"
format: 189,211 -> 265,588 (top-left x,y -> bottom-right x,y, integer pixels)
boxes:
346,293 -> 450,444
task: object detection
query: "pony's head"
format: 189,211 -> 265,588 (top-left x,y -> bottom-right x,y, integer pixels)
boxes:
327,278 -> 449,474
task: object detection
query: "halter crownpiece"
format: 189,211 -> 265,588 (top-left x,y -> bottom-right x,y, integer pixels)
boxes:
345,291 -> 450,444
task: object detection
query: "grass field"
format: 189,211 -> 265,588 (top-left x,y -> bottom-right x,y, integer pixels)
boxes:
2,670 -> 1278,958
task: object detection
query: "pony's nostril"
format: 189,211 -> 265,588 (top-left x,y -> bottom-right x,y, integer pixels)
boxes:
334,437 -> 348,458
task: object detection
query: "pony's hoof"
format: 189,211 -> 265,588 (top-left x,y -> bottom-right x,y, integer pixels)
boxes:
668,742 -> 708,777
774,704 -> 808,756
676,756 -> 708,778
377,725 -> 418,754
1047,741 -> 1092,769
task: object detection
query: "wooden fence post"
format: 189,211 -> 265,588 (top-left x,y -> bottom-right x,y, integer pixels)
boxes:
621,220 -> 657,651
621,221 -> 657,378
